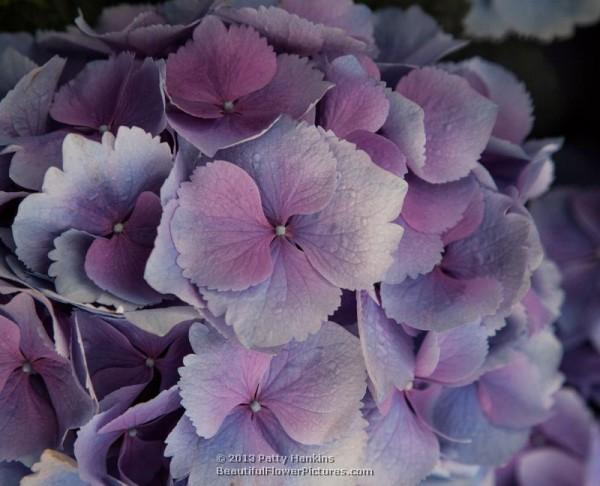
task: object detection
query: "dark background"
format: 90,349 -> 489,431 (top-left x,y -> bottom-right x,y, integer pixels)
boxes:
1,0 -> 598,186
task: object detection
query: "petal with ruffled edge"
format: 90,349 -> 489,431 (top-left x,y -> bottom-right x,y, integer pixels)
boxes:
375,6 -> 467,66
448,57 -> 533,145
179,323 -> 272,439
383,218 -> 444,284
171,161 -> 274,292
144,200 -> 205,307
13,127 -> 172,275
320,55 -> 389,138
392,67 -> 498,183
203,239 -> 341,348
381,268 -> 503,331
402,174 -> 479,235
259,321 -> 366,444
166,16 -> 276,118
215,117 -> 337,224
291,131 -> 406,290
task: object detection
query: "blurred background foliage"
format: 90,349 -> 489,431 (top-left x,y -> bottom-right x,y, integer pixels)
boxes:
0,0 -> 598,184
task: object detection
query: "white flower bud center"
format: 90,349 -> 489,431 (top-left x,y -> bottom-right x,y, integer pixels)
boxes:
275,225 -> 286,237
223,100 -> 235,113
145,357 -> 155,368
21,362 -> 33,374
113,222 -> 125,234
249,400 -> 262,413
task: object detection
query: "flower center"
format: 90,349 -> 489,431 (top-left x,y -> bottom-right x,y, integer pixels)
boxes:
405,381 -> 414,391
98,124 -> 110,133
275,225 -> 286,237
249,400 -> 262,413
223,100 -> 235,113
145,357 -> 155,368
21,362 -> 33,374
128,428 -> 138,437
113,222 -> 125,234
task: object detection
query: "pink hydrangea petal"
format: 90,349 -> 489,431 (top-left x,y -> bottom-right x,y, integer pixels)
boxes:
0,316 -> 23,389
394,67 -> 498,183
179,324 -> 272,439
292,132 -> 406,290
364,392 -> 439,485
417,323 -> 488,385
237,53 -> 331,123
260,321 -> 366,444
381,89 -> 426,174
171,160 -> 274,292
402,174 -> 479,234
144,200 -> 205,307
383,217 -> 443,284
216,118 -> 337,223
345,130 -> 407,177
320,55 -> 389,138
202,239 -> 341,348
381,268 -> 503,331
449,57 -> 533,144
166,16 -> 276,112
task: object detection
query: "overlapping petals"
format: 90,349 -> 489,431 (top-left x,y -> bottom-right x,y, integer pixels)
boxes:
147,117 -> 406,347
13,127 -> 173,308
167,321 -> 367,485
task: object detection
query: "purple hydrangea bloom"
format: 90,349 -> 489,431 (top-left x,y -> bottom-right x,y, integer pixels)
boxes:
166,321 -> 367,485
317,55 -> 407,177
12,127 -> 173,309
381,187 -> 543,331
0,292 -> 94,461
165,16 -> 331,156
381,66 -> 498,184
146,117 -> 406,347
1,52 -> 165,191
357,292 -> 487,483
74,310 -> 192,401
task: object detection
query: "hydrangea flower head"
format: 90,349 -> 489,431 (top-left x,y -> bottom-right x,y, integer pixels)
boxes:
13,127 -> 173,308
146,117 -> 406,347
166,321 -> 367,484
165,16 -> 331,156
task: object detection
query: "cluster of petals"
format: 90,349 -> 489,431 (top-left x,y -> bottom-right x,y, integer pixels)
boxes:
0,1 -> 595,486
